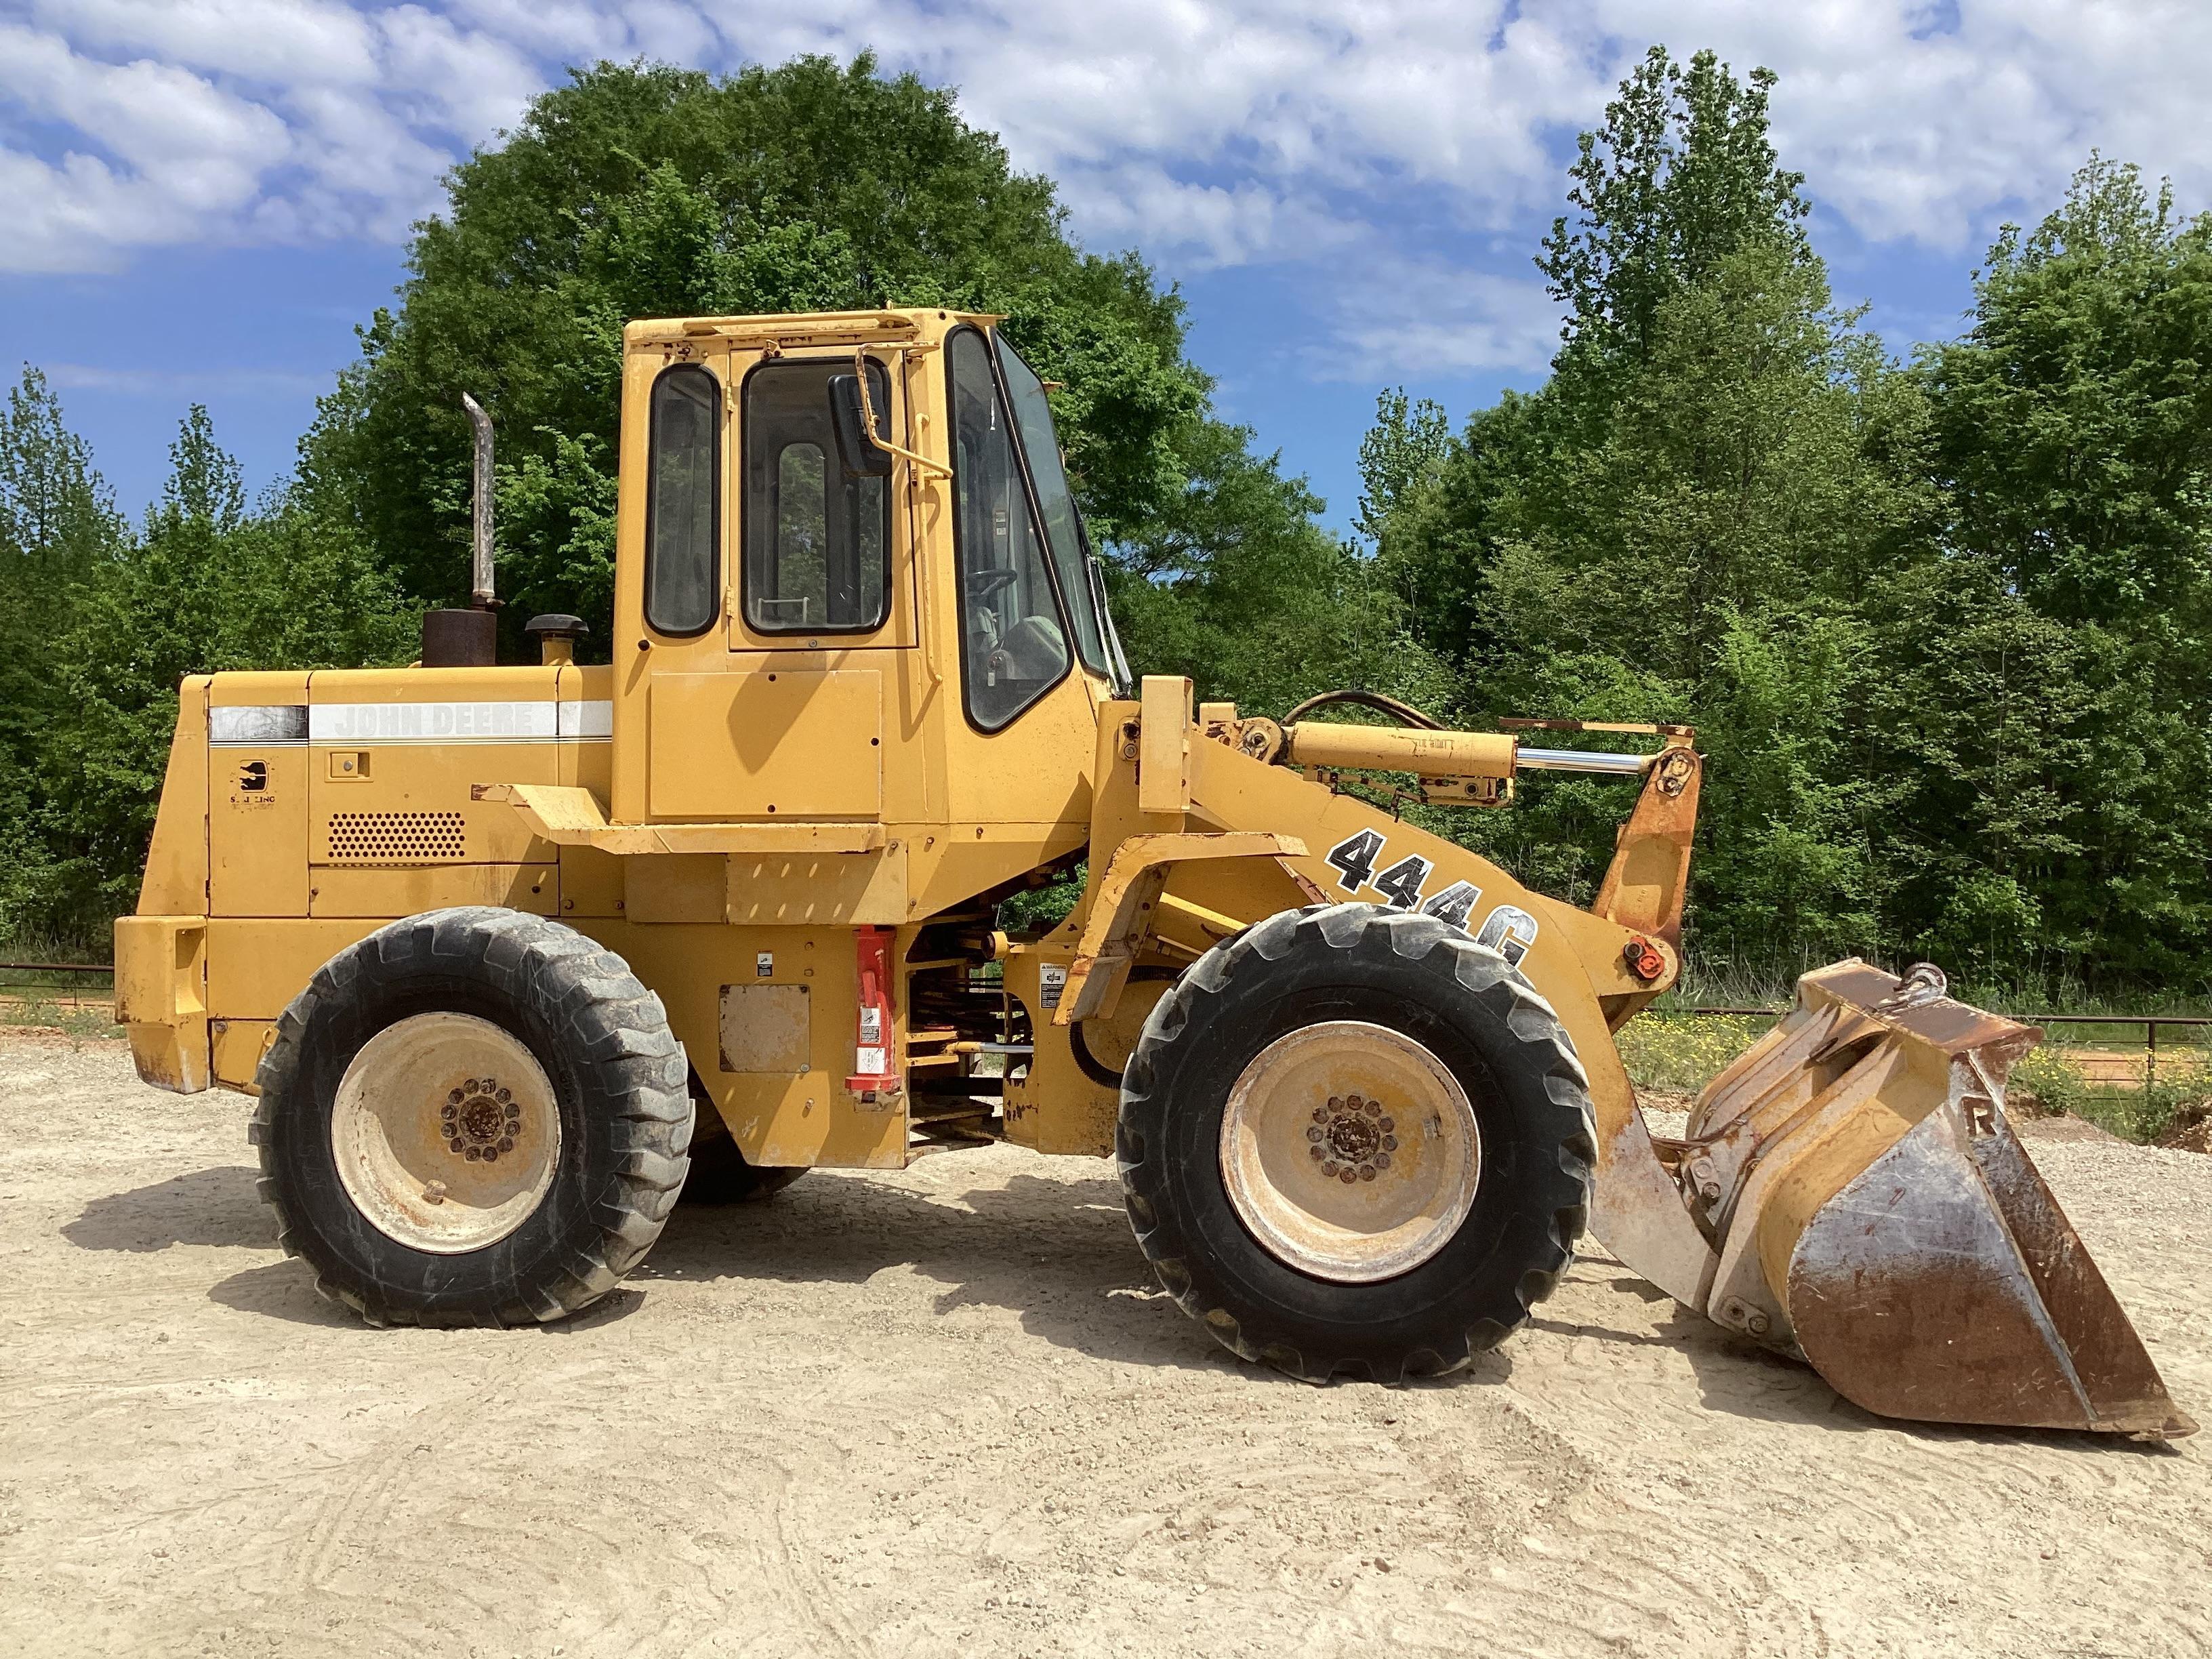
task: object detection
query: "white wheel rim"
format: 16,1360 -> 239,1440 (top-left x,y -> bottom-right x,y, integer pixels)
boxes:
330,1012 -> 562,1254
1218,1019 -> 1481,1284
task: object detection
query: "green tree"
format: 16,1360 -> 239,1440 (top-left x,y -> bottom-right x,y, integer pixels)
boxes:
1354,387 -> 1449,548
26,410 -> 413,933
1374,49 -> 1929,960
1111,418 -> 1453,718
302,55 -> 1210,644
1538,44 -> 1809,403
1886,157 -> 2212,985
0,368 -> 124,940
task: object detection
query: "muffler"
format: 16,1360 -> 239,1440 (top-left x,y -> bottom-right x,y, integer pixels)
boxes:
1653,960 -> 2194,1438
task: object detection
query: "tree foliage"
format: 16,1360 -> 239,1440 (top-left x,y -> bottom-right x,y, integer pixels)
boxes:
303,55 -> 1212,647
7,45 -> 2211,1000
1380,50 -> 2212,994
1,385 -> 411,938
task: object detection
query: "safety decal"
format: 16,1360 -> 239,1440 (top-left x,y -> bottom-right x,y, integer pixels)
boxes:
1474,904 -> 1540,966
1322,830 -> 1530,957
1038,962 -> 1067,1010
1418,880 -> 1482,929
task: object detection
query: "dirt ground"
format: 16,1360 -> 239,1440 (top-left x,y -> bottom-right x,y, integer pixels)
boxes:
2,1036 -> 2207,1659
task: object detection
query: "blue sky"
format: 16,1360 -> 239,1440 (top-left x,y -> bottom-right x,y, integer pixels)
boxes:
5,2 -> 2210,535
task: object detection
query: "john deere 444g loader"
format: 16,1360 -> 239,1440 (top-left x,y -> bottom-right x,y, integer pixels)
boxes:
116,307 -> 2191,1437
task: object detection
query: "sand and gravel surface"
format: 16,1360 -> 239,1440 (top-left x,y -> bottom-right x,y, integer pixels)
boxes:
2,1034 -> 2207,1658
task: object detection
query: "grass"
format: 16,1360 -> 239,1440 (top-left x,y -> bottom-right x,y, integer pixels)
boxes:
1617,996 -> 2211,1147
0,994 -> 123,1041
1615,1012 -> 1768,1098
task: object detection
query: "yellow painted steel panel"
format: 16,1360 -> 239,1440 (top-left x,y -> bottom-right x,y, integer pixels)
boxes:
725,844 -> 907,926
306,863 -> 557,918
209,673 -> 312,919
718,984 -> 813,1072
207,918 -> 383,1019
648,668 -> 882,819
625,854 -> 726,923
209,1017 -> 276,1092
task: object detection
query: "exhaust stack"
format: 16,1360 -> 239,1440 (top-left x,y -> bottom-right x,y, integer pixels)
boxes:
464,391 -> 495,608
421,392 -> 500,668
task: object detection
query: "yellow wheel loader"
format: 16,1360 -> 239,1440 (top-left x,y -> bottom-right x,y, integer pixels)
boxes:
115,307 -> 2192,1436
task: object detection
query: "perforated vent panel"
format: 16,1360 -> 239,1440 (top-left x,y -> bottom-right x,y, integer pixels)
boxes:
327,811 -> 467,863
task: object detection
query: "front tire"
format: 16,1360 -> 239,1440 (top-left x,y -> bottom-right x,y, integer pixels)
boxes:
1118,903 -> 1595,1382
249,907 -> 693,1327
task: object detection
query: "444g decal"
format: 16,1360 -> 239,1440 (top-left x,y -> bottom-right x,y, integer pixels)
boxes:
1321,829 -> 1540,966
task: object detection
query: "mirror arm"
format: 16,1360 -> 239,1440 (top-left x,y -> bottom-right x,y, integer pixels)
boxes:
855,348 -> 953,479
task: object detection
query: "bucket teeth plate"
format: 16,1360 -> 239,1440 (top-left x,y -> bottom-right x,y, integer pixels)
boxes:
1673,959 -> 2195,1439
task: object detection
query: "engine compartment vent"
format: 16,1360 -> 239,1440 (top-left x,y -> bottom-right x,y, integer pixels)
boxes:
327,811 -> 468,864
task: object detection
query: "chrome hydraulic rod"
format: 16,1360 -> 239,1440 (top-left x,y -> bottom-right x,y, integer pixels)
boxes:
1515,746 -> 1649,777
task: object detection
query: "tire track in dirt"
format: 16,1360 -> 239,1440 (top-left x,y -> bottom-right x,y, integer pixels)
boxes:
5,1038 -> 2208,1659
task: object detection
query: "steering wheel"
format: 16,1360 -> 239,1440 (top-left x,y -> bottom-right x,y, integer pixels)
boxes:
964,567 -> 1019,602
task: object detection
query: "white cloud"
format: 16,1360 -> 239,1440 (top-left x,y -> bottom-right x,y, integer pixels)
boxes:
1324,260 -> 1563,380
6,0 -> 2212,327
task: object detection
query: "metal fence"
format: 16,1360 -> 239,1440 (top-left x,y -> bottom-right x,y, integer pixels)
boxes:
1681,1006 -> 2212,1088
0,961 -> 114,1012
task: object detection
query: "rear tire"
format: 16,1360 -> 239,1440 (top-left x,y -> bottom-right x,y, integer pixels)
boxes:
249,907 -> 693,1327
1118,903 -> 1595,1382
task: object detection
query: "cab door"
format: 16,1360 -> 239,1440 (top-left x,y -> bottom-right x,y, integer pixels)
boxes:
644,352 -> 900,823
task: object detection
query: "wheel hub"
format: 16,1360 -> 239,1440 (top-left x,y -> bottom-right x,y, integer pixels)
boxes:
1220,1020 -> 1481,1284
443,1079 -> 522,1162
330,1012 -> 562,1254
1311,1094 -> 1395,1179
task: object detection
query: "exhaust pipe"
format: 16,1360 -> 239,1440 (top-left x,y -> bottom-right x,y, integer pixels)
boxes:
421,392 -> 499,668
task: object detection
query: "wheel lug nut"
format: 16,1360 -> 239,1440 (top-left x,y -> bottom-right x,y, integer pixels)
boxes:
1382,1135 -> 1397,1151
1379,1117 -> 1394,1134
1309,1145 -> 1324,1160
1359,1165 -> 1376,1182
482,1147 -> 498,1163
497,1136 -> 514,1153
1374,1152 -> 1391,1170
1338,1168 -> 1357,1185
448,1089 -> 464,1105
441,1104 -> 457,1120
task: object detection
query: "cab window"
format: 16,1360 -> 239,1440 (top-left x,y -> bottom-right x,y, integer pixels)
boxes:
949,328 -> 1071,730
997,339 -> 1109,674
743,359 -> 891,634
644,364 -> 720,636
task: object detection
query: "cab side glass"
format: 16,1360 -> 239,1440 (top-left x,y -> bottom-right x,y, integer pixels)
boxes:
949,329 -> 1071,730
643,363 -> 721,637
996,340 -> 1108,674
743,359 -> 891,634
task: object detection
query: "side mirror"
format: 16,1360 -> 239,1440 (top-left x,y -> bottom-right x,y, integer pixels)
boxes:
829,373 -> 893,478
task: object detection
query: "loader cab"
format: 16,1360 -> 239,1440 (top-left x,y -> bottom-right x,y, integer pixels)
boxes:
605,308 -> 1119,905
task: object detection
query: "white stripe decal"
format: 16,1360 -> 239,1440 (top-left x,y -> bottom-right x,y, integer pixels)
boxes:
210,705 -> 308,746
558,699 -> 613,740
305,701 -> 614,744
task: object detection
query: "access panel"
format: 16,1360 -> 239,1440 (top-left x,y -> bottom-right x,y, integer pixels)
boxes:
648,668 -> 882,819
